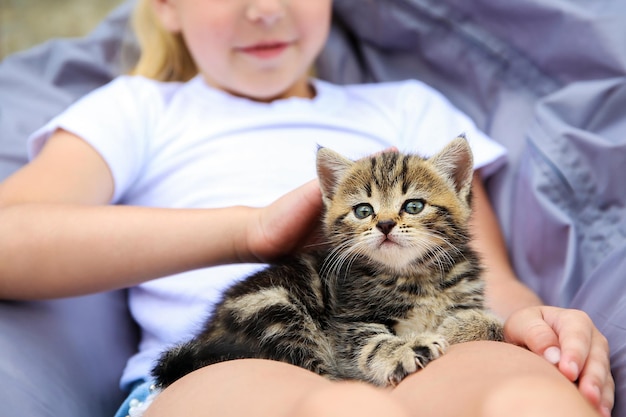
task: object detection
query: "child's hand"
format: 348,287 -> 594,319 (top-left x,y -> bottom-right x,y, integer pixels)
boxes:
241,148 -> 401,263
503,306 -> 614,417
242,179 -> 324,263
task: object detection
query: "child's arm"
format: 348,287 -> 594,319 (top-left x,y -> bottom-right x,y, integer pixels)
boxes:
469,173 -> 543,316
0,129 -> 323,299
470,173 -> 614,416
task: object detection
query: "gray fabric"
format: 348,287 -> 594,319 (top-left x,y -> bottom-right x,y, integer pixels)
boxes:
1,0 -> 625,416
0,294 -> 138,417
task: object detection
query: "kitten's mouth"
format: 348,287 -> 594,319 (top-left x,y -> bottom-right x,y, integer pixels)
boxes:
379,237 -> 400,248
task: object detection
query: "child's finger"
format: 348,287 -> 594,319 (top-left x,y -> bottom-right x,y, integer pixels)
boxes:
550,308 -> 594,382
503,307 -> 560,361
576,331 -> 613,413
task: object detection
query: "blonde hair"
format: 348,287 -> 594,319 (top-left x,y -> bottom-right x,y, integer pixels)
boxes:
130,0 -> 197,82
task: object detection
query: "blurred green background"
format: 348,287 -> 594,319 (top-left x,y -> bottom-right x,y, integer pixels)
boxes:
0,0 -> 125,60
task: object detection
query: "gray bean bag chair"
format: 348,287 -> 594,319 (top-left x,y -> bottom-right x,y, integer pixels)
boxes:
1,0 -> 624,415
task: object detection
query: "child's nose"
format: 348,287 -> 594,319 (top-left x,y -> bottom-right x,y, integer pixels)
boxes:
246,0 -> 286,26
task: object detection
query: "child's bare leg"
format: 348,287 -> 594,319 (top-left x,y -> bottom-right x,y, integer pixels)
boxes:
144,342 -> 598,417
294,382 -> 409,417
143,359 -> 409,417
391,341 -> 599,417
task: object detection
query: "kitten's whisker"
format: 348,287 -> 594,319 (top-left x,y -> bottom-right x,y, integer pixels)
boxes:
327,240 -> 370,287
303,240 -> 334,250
406,230 -> 462,278
322,237 -> 360,282
413,228 -> 466,264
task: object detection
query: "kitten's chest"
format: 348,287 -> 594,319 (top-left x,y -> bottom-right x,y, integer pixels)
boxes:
392,294 -> 455,336
335,273 -> 455,328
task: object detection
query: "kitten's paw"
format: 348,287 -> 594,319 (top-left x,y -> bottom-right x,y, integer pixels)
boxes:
391,334 -> 447,385
411,333 -> 448,367
367,334 -> 447,386
439,310 -> 505,344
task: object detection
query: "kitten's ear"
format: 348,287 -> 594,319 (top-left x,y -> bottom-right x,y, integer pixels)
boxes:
316,147 -> 354,200
430,136 -> 474,198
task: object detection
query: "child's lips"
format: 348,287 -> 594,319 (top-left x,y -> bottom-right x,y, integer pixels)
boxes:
238,41 -> 290,59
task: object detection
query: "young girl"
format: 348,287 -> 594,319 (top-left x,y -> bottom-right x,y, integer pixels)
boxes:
0,1 -> 614,416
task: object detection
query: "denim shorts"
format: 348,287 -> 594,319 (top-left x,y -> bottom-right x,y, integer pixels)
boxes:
114,380 -> 160,417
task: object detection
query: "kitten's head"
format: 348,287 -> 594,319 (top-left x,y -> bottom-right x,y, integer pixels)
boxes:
316,136 -> 474,274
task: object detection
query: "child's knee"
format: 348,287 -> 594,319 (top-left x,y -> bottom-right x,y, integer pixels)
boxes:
482,375 -> 596,417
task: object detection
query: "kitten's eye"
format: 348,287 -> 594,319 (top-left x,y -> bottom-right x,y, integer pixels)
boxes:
354,203 -> 374,219
403,199 -> 425,214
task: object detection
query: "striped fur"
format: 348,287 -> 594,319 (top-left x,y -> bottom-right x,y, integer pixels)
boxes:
152,136 -> 504,388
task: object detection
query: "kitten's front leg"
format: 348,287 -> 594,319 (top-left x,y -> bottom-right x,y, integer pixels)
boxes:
438,309 -> 505,344
333,322 -> 447,386
365,332 -> 448,386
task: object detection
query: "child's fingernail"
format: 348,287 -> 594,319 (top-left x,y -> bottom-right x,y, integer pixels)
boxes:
601,406 -> 612,417
593,385 -> 602,400
543,346 -> 561,364
568,361 -> 579,377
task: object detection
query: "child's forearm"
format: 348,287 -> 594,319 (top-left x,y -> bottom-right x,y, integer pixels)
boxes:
469,174 -> 543,319
484,276 -> 543,319
0,203 -> 251,300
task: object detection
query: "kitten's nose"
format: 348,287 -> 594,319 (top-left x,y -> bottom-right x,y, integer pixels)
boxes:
376,220 -> 396,236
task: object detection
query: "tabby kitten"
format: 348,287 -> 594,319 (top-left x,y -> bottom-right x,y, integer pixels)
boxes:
153,136 -> 504,389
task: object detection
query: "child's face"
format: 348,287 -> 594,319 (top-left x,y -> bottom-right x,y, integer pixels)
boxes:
154,0 -> 332,101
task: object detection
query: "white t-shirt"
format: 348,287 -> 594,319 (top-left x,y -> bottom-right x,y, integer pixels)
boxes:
29,75 -> 506,389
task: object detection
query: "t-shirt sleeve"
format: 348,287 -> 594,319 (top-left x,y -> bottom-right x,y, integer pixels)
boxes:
27,76 -> 161,203
394,80 -> 507,178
